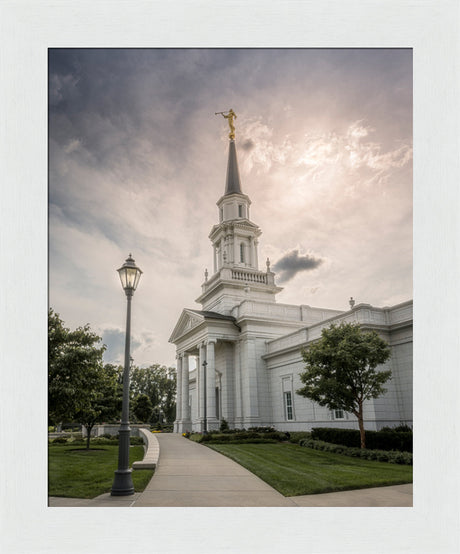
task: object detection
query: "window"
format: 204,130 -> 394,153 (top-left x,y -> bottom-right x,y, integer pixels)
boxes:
238,204 -> 243,217
220,207 -> 223,222
284,391 -> 293,420
240,242 -> 245,263
333,409 -> 344,420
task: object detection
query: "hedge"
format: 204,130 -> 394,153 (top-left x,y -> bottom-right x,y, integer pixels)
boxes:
299,438 -> 413,465
194,430 -> 287,444
311,427 -> 412,453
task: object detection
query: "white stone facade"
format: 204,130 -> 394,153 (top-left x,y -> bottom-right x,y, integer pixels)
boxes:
170,139 -> 413,433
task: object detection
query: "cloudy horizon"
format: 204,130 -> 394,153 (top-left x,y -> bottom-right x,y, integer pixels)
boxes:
49,48 -> 412,368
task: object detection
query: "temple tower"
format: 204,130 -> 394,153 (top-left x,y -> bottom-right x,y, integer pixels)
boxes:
196,113 -> 282,314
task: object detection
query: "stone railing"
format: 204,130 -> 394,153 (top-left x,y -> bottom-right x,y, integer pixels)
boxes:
388,301 -> 413,325
236,300 -> 302,321
231,268 -> 268,284
266,328 -> 308,354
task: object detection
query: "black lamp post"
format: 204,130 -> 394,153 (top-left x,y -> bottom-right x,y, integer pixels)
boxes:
111,254 -> 142,496
202,360 -> 207,434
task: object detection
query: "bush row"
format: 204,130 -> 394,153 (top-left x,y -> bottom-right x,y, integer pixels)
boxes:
299,438 -> 413,465
203,426 -> 277,435
209,438 -> 279,445
286,432 -> 312,444
311,427 -> 412,452
194,431 -> 287,443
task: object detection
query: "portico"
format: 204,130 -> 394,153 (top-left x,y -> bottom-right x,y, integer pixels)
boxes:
170,310 -> 241,433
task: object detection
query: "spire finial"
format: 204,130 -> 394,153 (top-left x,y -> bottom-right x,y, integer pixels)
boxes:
216,109 -> 237,140
266,258 -> 271,272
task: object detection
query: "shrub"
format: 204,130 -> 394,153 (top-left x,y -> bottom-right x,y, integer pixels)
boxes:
248,426 -> 276,433
288,432 -> 311,444
394,424 -> 412,433
197,430 -> 286,444
311,427 -> 412,452
52,437 -> 68,444
220,419 -> 229,432
299,438 -> 412,465
91,437 -> 118,445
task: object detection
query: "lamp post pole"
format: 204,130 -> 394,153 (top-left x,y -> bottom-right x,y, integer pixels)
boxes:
111,254 -> 142,496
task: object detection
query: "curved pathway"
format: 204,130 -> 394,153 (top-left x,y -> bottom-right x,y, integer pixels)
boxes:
132,433 -> 296,507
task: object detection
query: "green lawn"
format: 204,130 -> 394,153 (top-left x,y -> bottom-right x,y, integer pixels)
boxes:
48,445 -> 154,498
209,443 -> 412,496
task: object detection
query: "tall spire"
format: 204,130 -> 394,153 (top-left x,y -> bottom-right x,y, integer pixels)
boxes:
225,140 -> 243,195
216,109 -> 243,196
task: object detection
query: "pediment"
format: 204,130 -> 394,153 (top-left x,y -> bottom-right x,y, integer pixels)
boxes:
169,309 -> 205,343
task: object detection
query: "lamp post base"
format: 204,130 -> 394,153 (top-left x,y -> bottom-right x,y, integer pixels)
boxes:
111,469 -> 135,496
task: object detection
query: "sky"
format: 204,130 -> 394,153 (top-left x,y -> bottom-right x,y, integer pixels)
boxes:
48,48 -> 413,368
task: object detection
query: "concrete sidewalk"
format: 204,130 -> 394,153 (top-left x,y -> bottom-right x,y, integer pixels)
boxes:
49,434 -> 412,507
133,433 -> 296,507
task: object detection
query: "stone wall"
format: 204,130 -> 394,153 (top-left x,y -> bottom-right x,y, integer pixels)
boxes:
81,423 -> 150,437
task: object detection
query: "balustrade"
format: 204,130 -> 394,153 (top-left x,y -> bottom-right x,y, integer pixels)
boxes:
231,269 -> 267,284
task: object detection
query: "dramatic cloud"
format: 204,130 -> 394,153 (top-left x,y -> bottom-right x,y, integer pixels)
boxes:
273,250 -> 324,283
48,48 -> 412,365
101,328 -> 142,365
241,138 -> 255,151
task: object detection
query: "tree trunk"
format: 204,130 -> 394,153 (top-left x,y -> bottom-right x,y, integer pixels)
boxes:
85,424 -> 93,450
358,402 -> 366,449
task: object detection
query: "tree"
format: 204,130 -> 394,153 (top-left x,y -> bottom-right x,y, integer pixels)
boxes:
48,309 -> 106,425
74,363 -> 122,449
132,394 -> 153,423
130,364 -> 176,424
297,322 -> 391,448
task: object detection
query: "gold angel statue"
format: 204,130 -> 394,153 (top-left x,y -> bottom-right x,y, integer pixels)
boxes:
215,109 -> 237,139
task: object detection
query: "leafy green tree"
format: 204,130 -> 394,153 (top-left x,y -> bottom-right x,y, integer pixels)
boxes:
132,394 -> 153,423
161,368 -> 177,423
48,309 -> 106,425
297,322 -> 391,448
75,364 -> 122,449
130,364 -> 176,424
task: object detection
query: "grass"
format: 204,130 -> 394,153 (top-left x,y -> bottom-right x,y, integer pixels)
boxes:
208,442 -> 413,496
48,445 -> 154,498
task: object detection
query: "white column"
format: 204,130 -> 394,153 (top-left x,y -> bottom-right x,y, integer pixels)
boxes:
175,354 -> 183,432
241,338 -> 259,426
206,340 -> 218,430
199,344 -> 206,428
234,340 -> 243,427
249,237 -> 255,267
181,354 -> 190,427
233,232 -> 238,264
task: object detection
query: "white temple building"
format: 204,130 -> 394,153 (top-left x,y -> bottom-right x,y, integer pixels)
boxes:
170,120 -> 413,434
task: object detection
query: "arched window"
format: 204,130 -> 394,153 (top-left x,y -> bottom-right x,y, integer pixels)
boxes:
240,242 -> 245,263
238,204 -> 243,218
